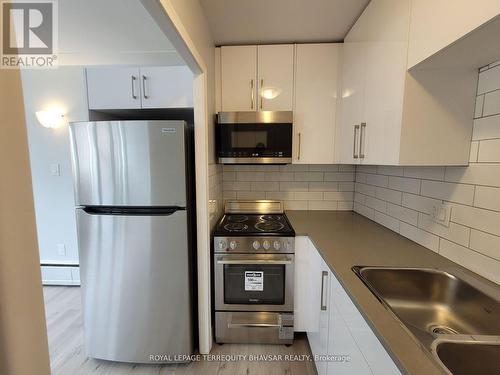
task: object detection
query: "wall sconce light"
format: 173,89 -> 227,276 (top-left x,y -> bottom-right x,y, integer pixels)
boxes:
35,108 -> 66,129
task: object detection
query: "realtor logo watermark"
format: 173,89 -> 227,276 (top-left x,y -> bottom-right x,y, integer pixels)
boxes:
1,0 -> 58,68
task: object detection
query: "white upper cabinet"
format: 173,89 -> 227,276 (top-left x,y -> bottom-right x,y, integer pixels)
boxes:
221,46 -> 258,112
408,0 -> 500,69
257,44 -> 294,111
336,0 -> 475,166
86,67 -> 142,110
337,42 -> 366,164
86,66 -> 193,110
140,66 -> 193,109
294,44 -> 342,164
220,44 -> 294,112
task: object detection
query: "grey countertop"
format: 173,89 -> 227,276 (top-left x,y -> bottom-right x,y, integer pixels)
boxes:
286,210 -> 500,375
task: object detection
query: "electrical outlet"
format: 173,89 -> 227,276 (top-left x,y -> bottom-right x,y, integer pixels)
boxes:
57,243 -> 66,256
431,204 -> 451,227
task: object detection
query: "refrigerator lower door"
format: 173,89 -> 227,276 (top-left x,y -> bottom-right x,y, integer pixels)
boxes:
76,208 -> 192,363
70,120 -> 187,207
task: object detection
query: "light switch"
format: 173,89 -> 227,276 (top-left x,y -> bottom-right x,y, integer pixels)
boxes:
57,243 -> 66,256
50,163 -> 60,176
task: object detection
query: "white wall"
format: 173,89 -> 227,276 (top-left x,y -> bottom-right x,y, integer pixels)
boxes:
21,67 -> 89,270
354,61 -> 500,285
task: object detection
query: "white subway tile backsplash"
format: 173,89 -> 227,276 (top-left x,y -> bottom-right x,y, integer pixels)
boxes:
279,181 -> 309,191
374,211 -> 400,233
445,164 -> 500,187
365,196 -> 387,213
477,138 -> 500,162
223,165 -> 355,211
439,239 -> 500,285
402,193 -> 442,215
375,187 -> 402,205
474,95 -> 484,118
294,191 -> 323,201
355,172 -> 367,183
403,167 -> 445,181
399,222 -> 439,252
355,183 -> 376,197
366,174 -> 389,188
386,203 -> 418,226
421,180 -> 474,205
477,64 -> 500,94
483,89 -> 500,116
388,176 -> 421,194
354,202 -> 375,220
418,213 -> 470,247
451,204 -> 500,237
324,172 -> 356,182
469,229 -> 500,261
354,192 -> 366,204
472,114 -> 500,140
309,181 -> 339,191
294,172 -> 323,181
474,186 -> 500,212
250,181 -> 279,191
377,166 -> 404,177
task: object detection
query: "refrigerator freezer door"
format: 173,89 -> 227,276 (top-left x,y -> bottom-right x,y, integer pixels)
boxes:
70,121 -> 187,207
76,209 -> 193,363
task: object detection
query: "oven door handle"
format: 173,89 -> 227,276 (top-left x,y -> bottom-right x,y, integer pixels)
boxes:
227,322 -> 281,329
216,257 -> 292,265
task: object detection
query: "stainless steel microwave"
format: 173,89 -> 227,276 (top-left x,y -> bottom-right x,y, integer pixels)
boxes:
216,111 -> 293,164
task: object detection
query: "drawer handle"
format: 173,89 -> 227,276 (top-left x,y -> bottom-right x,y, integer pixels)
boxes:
131,75 -> 137,99
228,322 -> 281,329
353,124 -> 360,159
360,122 -> 366,159
142,75 -> 148,99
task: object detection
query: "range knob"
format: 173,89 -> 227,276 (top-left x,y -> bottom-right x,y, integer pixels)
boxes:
252,240 -> 261,250
283,240 -> 291,251
229,240 -> 237,250
263,240 -> 270,250
218,240 -> 227,250
273,240 -> 281,250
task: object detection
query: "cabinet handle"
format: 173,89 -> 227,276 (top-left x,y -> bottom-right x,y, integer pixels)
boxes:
250,79 -> 254,109
297,132 -> 301,160
131,76 -> 137,99
320,271 -> 328,311
360,122 -> 366,159
260,79 -> 264,109
142,75 -> 148,99
353,124 -> 360,159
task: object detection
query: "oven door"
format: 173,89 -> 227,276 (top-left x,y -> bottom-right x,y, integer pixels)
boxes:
216,114 -> 293,164
215,253 -> 294,312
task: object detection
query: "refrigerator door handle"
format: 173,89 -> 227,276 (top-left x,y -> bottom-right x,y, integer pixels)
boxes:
82,206 -> 185,216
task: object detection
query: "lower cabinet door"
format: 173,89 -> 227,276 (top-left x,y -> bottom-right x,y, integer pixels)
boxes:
306,243 -> 330,375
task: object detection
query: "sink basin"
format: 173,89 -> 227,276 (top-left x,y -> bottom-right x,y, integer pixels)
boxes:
434,340 -> 500,375
353,267 -> 500,338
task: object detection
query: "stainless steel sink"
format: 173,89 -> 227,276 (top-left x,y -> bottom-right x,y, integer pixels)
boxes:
352,266 -> 500,374
433,340 -> 500,375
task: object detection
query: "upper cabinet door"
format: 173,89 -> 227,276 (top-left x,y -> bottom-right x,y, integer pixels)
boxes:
294,44 -> 341,164
86,67 -> 141,110
361,0 -> 409,165
140,66 -> 193,109
257,44 -> 294,111
221,46 -> 258,111
336,42 -> 366,164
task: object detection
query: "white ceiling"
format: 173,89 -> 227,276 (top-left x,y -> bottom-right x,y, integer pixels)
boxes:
57,0 -> 184,66
199,0 -> 370,45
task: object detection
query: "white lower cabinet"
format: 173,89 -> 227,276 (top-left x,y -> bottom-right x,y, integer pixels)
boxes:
295,238 -> 401,375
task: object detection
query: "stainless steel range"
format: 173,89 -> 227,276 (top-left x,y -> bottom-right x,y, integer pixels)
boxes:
213,200 -> 295,345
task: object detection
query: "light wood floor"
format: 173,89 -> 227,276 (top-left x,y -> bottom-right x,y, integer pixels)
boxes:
43,287 -> 317,375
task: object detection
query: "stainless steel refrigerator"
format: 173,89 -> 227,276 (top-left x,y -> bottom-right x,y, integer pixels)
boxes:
69,120 -> 195,363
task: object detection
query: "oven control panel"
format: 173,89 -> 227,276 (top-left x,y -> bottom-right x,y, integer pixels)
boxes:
214,237 -> 294,253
